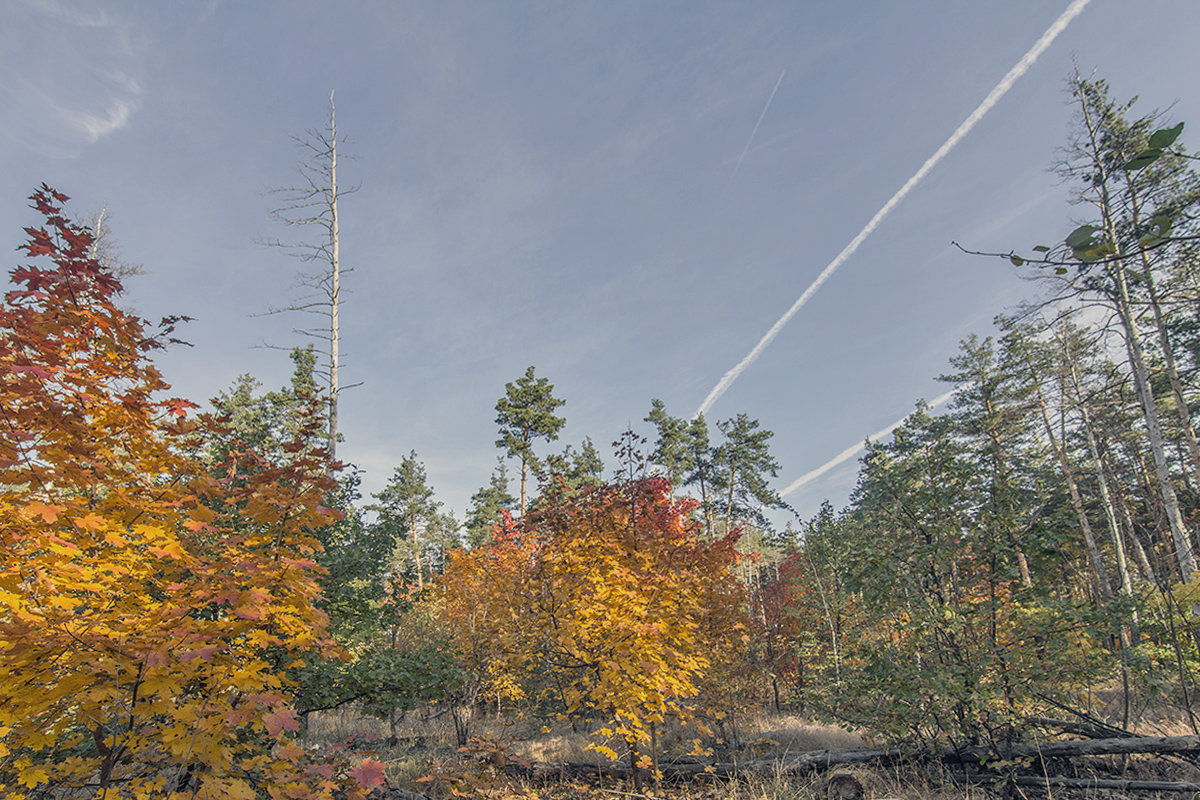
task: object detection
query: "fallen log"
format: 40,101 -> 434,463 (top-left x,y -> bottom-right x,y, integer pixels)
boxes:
948,734 -> 1200,764
1024,716 -> 1137,740
514,734 -> 1200,782
1011,776 -> 1200,793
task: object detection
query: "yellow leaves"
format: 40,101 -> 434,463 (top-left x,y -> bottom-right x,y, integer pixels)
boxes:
148,539 -> 186,560
588,743 -> 620,762
0,589 -> 22,611
189,503 -> 219,526
72,512 -> 107,531
42,535 -> 80,558
471,477 -> 741,761
16,761 -> 48,789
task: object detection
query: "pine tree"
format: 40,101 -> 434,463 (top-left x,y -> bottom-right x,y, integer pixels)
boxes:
494,365 -> 566,516
465,459 -> 516,547
371,451 -> 442,589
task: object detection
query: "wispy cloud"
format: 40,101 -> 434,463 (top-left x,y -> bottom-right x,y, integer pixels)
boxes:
694,0 -> 1092,419
780,389 -> 956,497
1,1 -> 144,156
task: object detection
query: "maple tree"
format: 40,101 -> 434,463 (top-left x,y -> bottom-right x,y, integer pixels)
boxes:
437,510 -> 532,745
507,441 -> 743,779
0,186 -> 382,799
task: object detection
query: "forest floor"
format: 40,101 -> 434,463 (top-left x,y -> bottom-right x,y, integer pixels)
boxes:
307,707 -> 1200,799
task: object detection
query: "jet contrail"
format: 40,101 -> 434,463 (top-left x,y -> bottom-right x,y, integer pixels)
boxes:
694,0 -> 1092,419
730,68 -> 787,180
780,389 -> 957,497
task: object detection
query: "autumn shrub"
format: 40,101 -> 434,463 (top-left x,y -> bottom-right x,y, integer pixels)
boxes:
0,186 -> 382,799
503,461 -> 744,774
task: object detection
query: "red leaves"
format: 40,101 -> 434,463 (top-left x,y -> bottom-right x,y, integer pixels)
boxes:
263,707 -> 301,737
162,397 -> 198,417
348,758 -> 387,792
19,227 -> 55,259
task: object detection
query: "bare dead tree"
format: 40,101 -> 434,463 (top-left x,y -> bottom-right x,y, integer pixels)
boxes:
80,204 -> 145,284
260,90 -> 356,459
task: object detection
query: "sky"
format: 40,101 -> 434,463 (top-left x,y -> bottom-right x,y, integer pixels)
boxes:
5,1 -> 1200,530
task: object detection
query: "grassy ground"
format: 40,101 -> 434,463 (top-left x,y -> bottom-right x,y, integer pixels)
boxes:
306,706 -> 1200,799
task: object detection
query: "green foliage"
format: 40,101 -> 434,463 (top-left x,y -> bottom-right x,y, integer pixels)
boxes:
371,450 -> 443,586
645,398 -> 697,490
544,436 -> 606,492
465,459 -> 516,548
714,413 -> 787,530
494,365 -> 566,513
816,408 -> 1106,747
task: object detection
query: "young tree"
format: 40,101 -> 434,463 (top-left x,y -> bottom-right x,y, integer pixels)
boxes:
545,436 -> 606,490
208,344 -> 321,465
512,464 -> 742,783
683,414 -> 718,538
262,91 -> 353,459
465,458 -> 516,548
438,511 -> 533,745
0,186 -> 381,799
494,365 -> 566,516
371,451 -> 442,590
644,398 -> 696,492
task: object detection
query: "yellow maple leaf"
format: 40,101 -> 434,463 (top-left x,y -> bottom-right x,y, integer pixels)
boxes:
72,513 -> 107,531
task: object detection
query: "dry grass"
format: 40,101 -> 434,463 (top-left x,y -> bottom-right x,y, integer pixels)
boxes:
304,708 -> 904,797
304,706 -> 1200,798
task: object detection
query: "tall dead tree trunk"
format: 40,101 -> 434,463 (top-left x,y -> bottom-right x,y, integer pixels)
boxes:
261,90 -> 352,460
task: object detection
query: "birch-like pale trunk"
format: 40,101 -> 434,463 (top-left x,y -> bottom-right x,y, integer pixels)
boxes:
1127,178 -> 1200,488
1077,88 -> 1196,582
1032,374 -> 1112,603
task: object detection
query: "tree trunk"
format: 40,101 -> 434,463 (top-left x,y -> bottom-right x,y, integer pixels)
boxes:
411,516 -> 424,590
1075,393 -> 1140,640
328,91 -> 340,459
1032,377 -> 1112,604
1077,82 -> 1196,583
1127,176 -> 1200,488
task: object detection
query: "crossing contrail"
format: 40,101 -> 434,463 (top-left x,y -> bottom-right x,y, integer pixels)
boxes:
780,389 -> 957,497
730,68 -> 787,180
694,0 -> 1092,419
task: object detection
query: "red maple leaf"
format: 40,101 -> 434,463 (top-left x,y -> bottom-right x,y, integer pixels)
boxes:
348,758 -> 387,792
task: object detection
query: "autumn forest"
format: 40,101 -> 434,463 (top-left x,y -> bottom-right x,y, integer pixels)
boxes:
8,75 -> 1200,799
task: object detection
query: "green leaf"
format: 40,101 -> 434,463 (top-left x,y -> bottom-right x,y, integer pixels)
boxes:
1065,225 -> 1099,248
1009,254 -> 1024,267
1074,242 -> 1115,262
1055,267 -> 1068,275
1124,148 -> 1163,171
1032,245 -> 1050,253
1149,122 -> 1184,149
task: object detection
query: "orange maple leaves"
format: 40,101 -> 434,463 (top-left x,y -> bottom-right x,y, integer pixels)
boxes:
0,186 -> 375,799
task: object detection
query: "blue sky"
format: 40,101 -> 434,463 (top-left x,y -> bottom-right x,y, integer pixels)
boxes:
5,1 -> 1200,528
